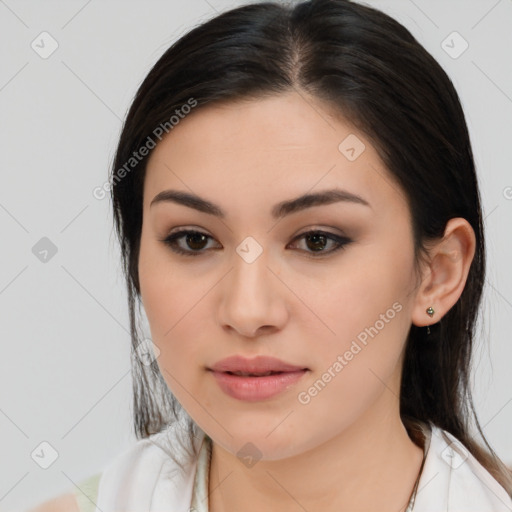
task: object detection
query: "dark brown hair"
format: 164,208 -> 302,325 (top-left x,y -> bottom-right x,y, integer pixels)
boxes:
109,0 -> 512,494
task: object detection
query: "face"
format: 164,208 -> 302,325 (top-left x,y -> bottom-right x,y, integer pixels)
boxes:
138,91 -> 421,460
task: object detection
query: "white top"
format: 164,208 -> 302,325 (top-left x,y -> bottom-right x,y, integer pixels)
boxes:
93,417 -> 512,511
189,433 -> 211,512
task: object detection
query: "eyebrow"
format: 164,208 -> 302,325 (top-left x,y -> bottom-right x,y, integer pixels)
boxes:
150,188 -> 371,219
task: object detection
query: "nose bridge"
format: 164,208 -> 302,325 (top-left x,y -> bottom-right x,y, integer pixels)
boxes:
229,238 -> 271,302
218,237 -> 286,335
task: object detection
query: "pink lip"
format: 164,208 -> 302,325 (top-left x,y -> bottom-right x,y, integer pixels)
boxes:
209,355 -> 307,374
208,355 -> 308,402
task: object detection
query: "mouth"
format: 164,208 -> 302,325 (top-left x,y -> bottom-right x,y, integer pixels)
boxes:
207,355 -> 309,401
209,354 -> 308,374
223,370 -> 291,377
208,366 -> 308,402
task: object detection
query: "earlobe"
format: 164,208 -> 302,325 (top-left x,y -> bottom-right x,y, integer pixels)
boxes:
411,218 -> 476,328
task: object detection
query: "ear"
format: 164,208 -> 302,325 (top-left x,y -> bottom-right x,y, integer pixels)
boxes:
411,218 -> 476,328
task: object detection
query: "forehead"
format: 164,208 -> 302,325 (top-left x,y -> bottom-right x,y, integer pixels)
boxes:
149,92 -> 357,161
144,92 -> 407,215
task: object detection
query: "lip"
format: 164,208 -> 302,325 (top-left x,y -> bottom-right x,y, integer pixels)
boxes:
209,355 -> 307,374
208,355 -> 308,402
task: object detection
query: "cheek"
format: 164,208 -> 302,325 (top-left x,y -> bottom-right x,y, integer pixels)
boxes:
139,272 -> 206,405
139,237 -> 183,348
138,237 -> 214,400
289,257 -> 413,446
329,251 -> 403,310
315,246 -> 414,382
138,231 -> 197,336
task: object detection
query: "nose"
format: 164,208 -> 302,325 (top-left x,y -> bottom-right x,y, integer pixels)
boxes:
217,247 -> 289,338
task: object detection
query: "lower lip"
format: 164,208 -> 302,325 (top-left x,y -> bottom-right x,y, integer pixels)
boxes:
210,370 -> 307,402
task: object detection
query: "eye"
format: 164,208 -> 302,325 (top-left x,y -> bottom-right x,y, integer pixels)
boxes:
287,230 -> 351,257
160,229 -> 219,257
160,229 -> 351,257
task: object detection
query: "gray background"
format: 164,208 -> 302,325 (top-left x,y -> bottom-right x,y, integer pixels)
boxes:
0,0 -> 511,509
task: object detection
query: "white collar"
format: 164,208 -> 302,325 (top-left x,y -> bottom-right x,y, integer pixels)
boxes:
95,420 -> 512,511
413,424 -> 512,511
95,417 -> 204,511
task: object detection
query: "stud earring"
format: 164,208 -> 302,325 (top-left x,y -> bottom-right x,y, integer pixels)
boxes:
426,306 -> 435,334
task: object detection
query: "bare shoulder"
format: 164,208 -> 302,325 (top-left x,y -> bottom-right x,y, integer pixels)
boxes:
27,492 -> 80,512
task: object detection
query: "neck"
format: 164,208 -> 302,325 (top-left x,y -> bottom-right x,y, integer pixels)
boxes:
208,397 -> 425,512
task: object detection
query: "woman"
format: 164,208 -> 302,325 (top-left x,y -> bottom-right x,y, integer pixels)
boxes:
29,0 -> 512,510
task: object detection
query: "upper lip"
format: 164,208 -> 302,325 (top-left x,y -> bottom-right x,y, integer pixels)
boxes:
209,355 -> 307,374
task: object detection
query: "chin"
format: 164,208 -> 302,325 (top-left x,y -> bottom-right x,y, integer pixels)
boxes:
209,425 -> 306,462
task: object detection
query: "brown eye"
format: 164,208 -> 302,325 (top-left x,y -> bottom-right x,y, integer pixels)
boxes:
305,232 -> 328,252
161,229 -> 219,256
288,230 -> 351,257
185,232 -> 208,251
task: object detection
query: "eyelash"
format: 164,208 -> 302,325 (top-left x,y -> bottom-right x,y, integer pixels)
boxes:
160,229 -> 351,258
